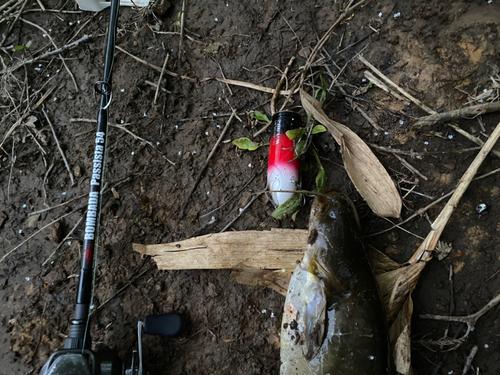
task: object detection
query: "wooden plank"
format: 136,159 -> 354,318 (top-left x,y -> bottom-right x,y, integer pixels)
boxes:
132,228 -> 308,271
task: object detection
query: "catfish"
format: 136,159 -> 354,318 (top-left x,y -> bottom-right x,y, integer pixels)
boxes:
280,192 -> 390,374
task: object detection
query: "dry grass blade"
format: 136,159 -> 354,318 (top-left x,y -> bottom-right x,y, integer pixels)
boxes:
300,89 -> 402,218
389,296 -> 413,375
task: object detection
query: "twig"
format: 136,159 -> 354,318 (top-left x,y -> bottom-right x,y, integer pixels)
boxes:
462,345 -> 479,375
0,35 -> 91,75
112,124 -> 175,166
0,0 -> 17,12
42,107 -> 75,186
35,0 -> 45,11
179,110 -> 236,218
42,160 -> 54,208
409,120 -> 500,264
364,70 -> 407,102
217,78 -> 292,95
392,152 -> 428,181
0,206 -> 83,263
211,56 -> 232,95
178,0 -> 187,55
144,80 -> 170,93
219,194 -> 260,233
19,18 -> 78,91
358,54 -> 436,114
94,266 -> 152,311
270,56 -> 294,115
299,0 -> 368,86
421,293 -> 500,342
0,0 -> 29,47
369,143 -> 481,157
43,215 -> 84,266
7,139 -> 16,203
414,101 -> 500,127
116,45 -> 196,82
153,53 -> 169,107
366,168 -> 500,238
448,123 -> 500,158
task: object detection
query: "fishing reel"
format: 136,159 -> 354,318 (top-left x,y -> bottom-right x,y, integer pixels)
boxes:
40,313 -> 183,375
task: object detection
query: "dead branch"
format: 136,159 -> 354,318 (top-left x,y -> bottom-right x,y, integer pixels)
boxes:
414,101 -> 500,127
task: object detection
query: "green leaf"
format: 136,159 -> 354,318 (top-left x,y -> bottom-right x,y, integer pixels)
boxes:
320,75 -> 328,93
232,137 -> 264,151
25,40 -> 32,49
295,139 -> 306,156
291,210 -> 299,222
285,127 -> 306,141
13,45 -> 25,51
253,110 -> 270,123
312,125 -> 327,134
316,168 -> 326,190
272,193 -> 302,219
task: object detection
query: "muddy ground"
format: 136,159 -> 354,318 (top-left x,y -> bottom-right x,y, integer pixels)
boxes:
1,0 -> 500,374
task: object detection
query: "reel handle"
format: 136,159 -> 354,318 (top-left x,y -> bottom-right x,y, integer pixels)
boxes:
142,313 -> 184,337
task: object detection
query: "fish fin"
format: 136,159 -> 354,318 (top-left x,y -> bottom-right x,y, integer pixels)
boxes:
301,276 -> 326,361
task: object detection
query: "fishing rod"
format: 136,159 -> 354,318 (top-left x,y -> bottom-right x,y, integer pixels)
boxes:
40,0 -> 182,373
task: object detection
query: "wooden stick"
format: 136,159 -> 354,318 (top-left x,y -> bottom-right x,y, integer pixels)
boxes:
0,0 -> 17,12
217,78 -> 292,96
391,152 -> 428,181
178,0 -> 187,55
132,228 -> 307,271
414,101 -> 500,127
179,111 -> 236,218
409,121 -> 500,264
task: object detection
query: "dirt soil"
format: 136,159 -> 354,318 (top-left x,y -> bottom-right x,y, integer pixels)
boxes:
2,0 -> 500,374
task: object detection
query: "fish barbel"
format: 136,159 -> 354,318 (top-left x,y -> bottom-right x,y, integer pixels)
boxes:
280,192 -> 390,374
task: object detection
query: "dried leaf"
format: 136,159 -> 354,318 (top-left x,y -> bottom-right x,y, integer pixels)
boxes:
300,89 -> 402,218
389,296 -> 413,375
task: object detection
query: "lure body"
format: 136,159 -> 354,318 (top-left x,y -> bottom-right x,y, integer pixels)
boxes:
267,112 -> 301,206
280,192 -> 389,374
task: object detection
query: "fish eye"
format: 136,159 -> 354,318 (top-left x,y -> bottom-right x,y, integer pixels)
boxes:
329,210 -> 338,219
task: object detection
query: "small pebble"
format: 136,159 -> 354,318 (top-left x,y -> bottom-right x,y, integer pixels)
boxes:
207,191 -> 210,195
248,163 -> 252,168
23,204 -> 27,208
215,17 -> 219,21
213,112 -> 217,116
226,3 -> 228,6
39,64 -> 42,67
68,95 -> 73,100
120,120 -> 124,124
394,12 -> 401,18
384,131 -> 389,135
67,241 -> 72,246
216,125 -> 221,129
484,344 -> 489,349
191,151 -> 197,155
424,141 -> 429,145
121,89 -> 125,92
270,312 -> 275,318
77,20 -> 81,24
69,22 -> 73,26
90,305 -> 95,310
43,34 -> 47,37
362,78 -> 367,82
35,68 -> 40,71
281,268 -> 286,272
448,134 -> 454,139
478,99 -> 484,103
374,132 -> 379,136
448,371 -> 453,375
205,132 -> 209,136
175,125 -> 178,129
53,97 -> 57,102
143,113 -> 147,117
47,74 -> 50,77
49,29 -> 52,32
178,151 -> 182,155
62,192 -> 66,196
261,309 -> 267,314
489,0 -> 493,3
25,277 -> 30,281
399,120 -> 404,125
56,69 -> 60,73
239,208 -> 244,213
476,203 -> 487,214
368,356 -> 375,361
19,229 -> 23,234
156,142 -> 160,145
131,151 -> 135,155
483,88 -> 488,93
378,12 -> 383,17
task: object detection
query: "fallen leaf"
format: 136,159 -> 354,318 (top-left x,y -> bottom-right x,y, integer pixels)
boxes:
26,214 -> 40,228
300,89 -> 402,218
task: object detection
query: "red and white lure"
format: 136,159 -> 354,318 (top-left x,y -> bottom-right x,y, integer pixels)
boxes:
267,112 -> 302,206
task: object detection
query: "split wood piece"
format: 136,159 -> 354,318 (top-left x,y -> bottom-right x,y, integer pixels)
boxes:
414,101 -> 500,127
132,228 -> 307,272
409,120 -> 500,264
